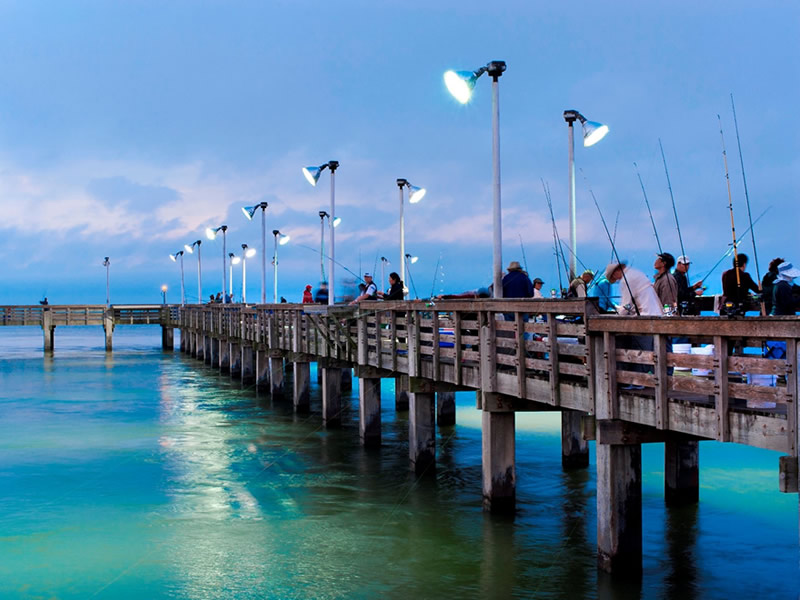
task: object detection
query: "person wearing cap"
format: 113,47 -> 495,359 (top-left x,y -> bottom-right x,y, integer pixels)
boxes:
589,272 -> 615,312
605,262 -> 662,316
674,255 -> 704,315
532,277 -> 544,298
502,261 -> 533,298
349,273 -> 378,305
568,269 -> 594,298
771,261 -> 800,315
302,285 -> 314,303
721,253 -> 760,312
653,252 -> 678,314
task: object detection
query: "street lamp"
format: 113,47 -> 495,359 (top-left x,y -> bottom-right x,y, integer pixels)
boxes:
242,202 -> 268,303
272,229 -> 291,304
396,179 -> 427,298
404,253 -> 419,299
206,225 -> 228,303
228,252 -> 240,301
169,250 -> 186,306
240,244 -> 256,304
380,256 -> 390,293
184,240 -> 202,303
102,257 -> 110,306
303,160 -> 339,305
161,284 -> 168,305
563,109 -> 609,279
444,60 -> 506,298
318,210 -> 341,285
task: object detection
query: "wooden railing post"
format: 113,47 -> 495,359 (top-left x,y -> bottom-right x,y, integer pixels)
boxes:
713,336 -> 730,442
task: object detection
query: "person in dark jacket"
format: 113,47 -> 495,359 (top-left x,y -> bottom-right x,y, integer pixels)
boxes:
761,257 -> 784,315
674,255 -> 704,315
502,261 -> 533,298
314,282 -> 329,304
771,261 -> 800,315
378,272 -> 404,300
721,253 -> 760,309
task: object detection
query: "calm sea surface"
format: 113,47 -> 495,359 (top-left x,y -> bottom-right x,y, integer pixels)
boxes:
0,326 -> 798,599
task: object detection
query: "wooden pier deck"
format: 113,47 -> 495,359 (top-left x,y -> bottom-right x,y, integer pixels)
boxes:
2,298 -> 798,576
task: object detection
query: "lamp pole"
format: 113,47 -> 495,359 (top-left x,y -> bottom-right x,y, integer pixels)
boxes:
303,161 -> 338,305
170,251 -> 186,305
161,284 -> 167,305
380,257 -> 390,294
260,206 -> 266,304
319,211 -> 328,284
563,109 -> 609,280
273,230 -> 279,304
103,257 -> 110,306
397,180 -> 406,291
242,244 -> 250,304
228,253 -> 237,300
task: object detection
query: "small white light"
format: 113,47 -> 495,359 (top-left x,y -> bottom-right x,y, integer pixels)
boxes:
444,70 -> 476,104
245,248 -> 256,258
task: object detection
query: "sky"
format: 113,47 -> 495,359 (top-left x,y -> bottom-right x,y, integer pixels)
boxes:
0,0 -> 796,304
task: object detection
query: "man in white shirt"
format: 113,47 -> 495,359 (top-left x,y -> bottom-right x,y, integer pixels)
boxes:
605,262 -> 662,316
532,277 -> 544,298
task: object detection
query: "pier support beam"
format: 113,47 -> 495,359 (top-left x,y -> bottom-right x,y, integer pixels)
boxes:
179,329 -> 186,352
42,310 -> 54,353
341,367 -> 352,391
188,332 -> 197,357
359,376 -> 382,447
322,367 -> 342,427
209,335 -> 218,364
219,339 -> 230,371
241,346 -> 255,383
293,362 -> 310,412
196,334 -> 205,361
270,356 -> 285,399
436,391 -> 456,427
204,336 -> 212,365
481,407 -> 515,513
409,379 -> 436,475
562,409 -> 590,469
596,437 -> 643,576
256,350 -> 270,391
664,439 -> 699,505
103,312 -> 114,352
229,342 -> 241,377
395,374 -> 409,411
161,326 -> 174,351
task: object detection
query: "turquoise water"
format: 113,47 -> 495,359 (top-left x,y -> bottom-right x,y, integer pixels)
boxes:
0,326 -> 798,599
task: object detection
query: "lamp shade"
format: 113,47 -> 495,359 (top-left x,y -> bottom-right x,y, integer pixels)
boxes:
406,254 -> 419,264
279,234 -> 291,246
170,253 -> 177,262
582,120 -> 609,147
408,184 -> 426,204
302,166 -> 322,187
332,216 -> 342,227
244,247 -> 256,258
184,244 -> 194,254
231,255 -> 241,265
444,70 -> 477,104
242,205 -> 258,220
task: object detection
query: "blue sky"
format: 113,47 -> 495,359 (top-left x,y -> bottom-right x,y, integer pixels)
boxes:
0,1 -> 795,304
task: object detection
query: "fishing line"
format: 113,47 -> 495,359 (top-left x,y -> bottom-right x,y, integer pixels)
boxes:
731,93 -> 761,283
659,139 -> 687,259
634,161 -> 663,254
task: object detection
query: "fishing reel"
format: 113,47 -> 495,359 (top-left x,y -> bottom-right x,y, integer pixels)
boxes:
721,301 -> 746,318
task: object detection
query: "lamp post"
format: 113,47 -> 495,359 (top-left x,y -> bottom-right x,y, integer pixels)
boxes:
206,225 -> 228,303
303,160 -> 339,305
445,60 -> 506,298
396,179 -> 426,298
242,202 -> 268,304
240,244 -> 256,304
184,240 -> 202,303
161,284 -> 168,305
272,230 -> 291,304
169,251 -> 186,306
563,109 -> 609,279
380,257 -> 390,293
228,253 -> 240,301
102,257 -> 110,306
318,210 -> 341,286
404,253 -> 419,299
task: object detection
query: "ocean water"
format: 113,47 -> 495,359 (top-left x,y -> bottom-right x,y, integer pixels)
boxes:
0,325 -> 798,599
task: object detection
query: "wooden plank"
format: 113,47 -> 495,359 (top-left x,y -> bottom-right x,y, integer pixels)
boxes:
654,334 -> 669,430
516,313 -> 526,400
786,338 -> 798,457
714,336 -> 730,442
479,311 -> 498,393
432,310 -> 440,381
590,315 -> 800,338
615,349 -> 656,365
604,332 -> 618,419
728,356 -> 789,375
454,312 -> 462,386
548,318 -> 560,406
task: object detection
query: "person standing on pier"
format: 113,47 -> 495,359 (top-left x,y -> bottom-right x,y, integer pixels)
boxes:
761,257 -> 784,315
606,262 -> 662,316
302,285 -> 313,303
770,261 -> 800,315
721,253 -> 760,313
674,255 -> 704,315
502,261 -> 533,298
653,252 -> 678,314
589,273 -> 615,312
315,282 -> 329,304
568,270 -> 593,298
532,277 -> 544,298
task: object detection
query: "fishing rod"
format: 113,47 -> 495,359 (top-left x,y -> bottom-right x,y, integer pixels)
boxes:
610,210 -> 620,263
633,161 -> 663,254
699,206 -> 770,285
718,115 -> 741,290
519,234 -> 529,274
731,93 -> 761,284
581,169 -> 640,315
429,253 -> 442,299
542,179 -> 570,285
296,242 -> 363,282
659,139 -> 686,259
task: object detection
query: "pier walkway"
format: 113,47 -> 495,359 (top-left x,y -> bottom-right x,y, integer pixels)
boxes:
2,299 -> 798,576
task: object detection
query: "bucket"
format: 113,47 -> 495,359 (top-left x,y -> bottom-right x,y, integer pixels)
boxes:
691,345 -> 714,376
673,343 -> 691,371
746,373 -> 776,387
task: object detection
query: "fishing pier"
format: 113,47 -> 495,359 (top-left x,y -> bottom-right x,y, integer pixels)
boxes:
2,299 -> 798,577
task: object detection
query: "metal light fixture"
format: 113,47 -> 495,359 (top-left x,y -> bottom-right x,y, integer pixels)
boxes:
206,225 -> 228,303
102,257 -> 110,306
161,284 -> 168,305
170,250 -> 186,305
563,109 -> 609,278
396,178 -> 427,299
380,256 -> 390,293
404,253 -> 419,299
241,202 -> 268,303
272,230 -> 290,303
317,211 -> 342,286
228,252 -> 240,301
303,161 -> 339,305
240,244 -> 256,304
444,60 -> 506,297
185,240 -> 202,303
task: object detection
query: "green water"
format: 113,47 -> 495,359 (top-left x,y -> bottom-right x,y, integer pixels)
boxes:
0,326 -> 797,599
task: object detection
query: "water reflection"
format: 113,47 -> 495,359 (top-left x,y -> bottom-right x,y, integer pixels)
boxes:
664,504 -> 699,599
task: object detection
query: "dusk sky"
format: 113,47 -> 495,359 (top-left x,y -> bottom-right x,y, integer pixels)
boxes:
0,1 -> 795,304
